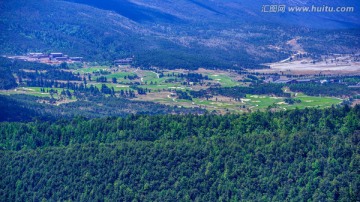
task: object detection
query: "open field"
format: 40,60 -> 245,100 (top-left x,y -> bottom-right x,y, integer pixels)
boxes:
142,84 -> 189,90
271,61 -> 360,73
91,83 -> 130,91
274,62 -> 360,71
74,66 -> 109,74
0,87 -> 75,100
255,54 -> 360,75
134,90 -> 341,113
2,64 -> 352,112
207,74 -> 239,87
140,71 -> 177,84
286,94 -> 343,110
105,72 -> 137,79
103,72 -> 139,83
245,95 -> 282,110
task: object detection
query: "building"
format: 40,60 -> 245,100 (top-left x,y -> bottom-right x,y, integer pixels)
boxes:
50,53 -> 64,58
70,57 -> 83,62
319,80 -> 328,84
114,58 -> 133,65
296,79 -> 313,83
28,53 -> 48,59
273,79 -> 296,84
55,57 -> 69,61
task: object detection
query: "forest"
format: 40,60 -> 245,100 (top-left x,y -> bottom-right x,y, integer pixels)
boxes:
289,83 -> 358,97
0,105 -> 359,201
0,57 -> 65,90
0,94 -> 205,122
0,65 -> 17,90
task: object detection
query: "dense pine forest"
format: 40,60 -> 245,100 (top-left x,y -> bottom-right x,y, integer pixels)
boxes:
1,106 -> 359,201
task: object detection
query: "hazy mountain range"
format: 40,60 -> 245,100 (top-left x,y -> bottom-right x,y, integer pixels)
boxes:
0,0 -> 359,69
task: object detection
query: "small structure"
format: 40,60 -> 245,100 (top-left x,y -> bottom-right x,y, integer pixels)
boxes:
50,53 -> 64,58
7,52 -> 84,65
55,57 -> 69,61
114,58 -> 133,66
274,79 -> 296,84
70,57 -> 83,62
28,53 -> 47,59
320,80 -> 328,84
296,79 -> 313,83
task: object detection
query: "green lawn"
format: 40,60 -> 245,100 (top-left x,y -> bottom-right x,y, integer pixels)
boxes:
91,83 -> 130,91
142,71 -> 168,84
245,95 -> 282,110
154,92 -> 341,112
244,93 -> 342,110
140,71 -> 187,90
193,98 -> 237,108
208,74 -> 239,87
286,94 -> 342,110
74,66 -> 109,74
0,87 -> 75,99
142,71 -> 159,83
140,84 -> 187,91
105,72 -> 138,81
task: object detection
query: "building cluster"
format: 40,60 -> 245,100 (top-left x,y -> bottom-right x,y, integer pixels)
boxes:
7,52 -> 83,65
29,52 -> 83,62
114,57 -> 134,66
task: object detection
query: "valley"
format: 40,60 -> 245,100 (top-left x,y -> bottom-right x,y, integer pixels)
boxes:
2,57 -> 357,115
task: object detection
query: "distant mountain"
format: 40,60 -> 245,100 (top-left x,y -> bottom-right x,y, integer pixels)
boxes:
64,0 -> 183,23
0,0 -> 359,69
118,0 -> 360,28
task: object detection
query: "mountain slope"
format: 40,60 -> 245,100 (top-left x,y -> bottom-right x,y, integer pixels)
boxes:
64,0 -> 183,23
0,0 -> 359,69
126,0 -> 360,28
